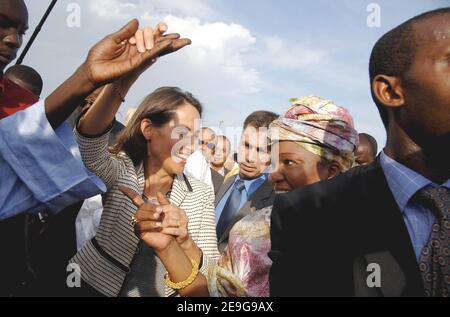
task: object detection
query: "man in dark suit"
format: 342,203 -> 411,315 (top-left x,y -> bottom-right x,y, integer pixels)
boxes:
211,168 -> 227,195
215,111 -> 278,252
270,8 -> 450,297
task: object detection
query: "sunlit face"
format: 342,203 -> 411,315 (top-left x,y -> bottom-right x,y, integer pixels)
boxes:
269,141 -> 335,193
238,125 -> 271,180
211,137 -> 230,167
197,129 -> 216,161
146,103 -> 201,175
400,15 -> 450,161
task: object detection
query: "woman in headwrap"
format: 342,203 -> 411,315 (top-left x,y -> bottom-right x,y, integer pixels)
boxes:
123,96 -> 359,297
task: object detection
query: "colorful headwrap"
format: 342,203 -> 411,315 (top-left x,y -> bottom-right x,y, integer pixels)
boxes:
270,96 -> 359,172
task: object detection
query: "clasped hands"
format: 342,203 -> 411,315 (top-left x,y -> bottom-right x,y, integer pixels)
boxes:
120,186 -> 190,253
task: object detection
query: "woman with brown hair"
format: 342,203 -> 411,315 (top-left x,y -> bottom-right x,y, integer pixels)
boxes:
69,24 -> 219,297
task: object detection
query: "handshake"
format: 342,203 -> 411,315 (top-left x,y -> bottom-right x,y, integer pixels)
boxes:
120,186 -> 192,254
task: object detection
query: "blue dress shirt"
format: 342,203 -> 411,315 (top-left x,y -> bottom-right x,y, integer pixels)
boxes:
380,151 -> 450,260
0,101 -> 106,220
215,173 -> 268,223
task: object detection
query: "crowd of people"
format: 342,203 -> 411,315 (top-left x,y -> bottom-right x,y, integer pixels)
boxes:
0,0 -> 448,297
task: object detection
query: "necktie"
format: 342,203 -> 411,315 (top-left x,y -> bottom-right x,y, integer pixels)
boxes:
416,187 -> 450,297
216,179 -> 246,240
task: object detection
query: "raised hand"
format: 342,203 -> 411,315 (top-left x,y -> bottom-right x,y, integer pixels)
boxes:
129,22 -> 168,53
45,18 -> 190,130
82,19 -> 191,87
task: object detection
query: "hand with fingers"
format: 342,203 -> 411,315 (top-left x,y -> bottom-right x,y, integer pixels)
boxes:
124,22 -> 182,78
155,192 -> 190,246
81,19 -> 191,88
119,186 -> 190,253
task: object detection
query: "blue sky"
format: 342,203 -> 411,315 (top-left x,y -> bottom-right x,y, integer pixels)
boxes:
21,0 -> 450,149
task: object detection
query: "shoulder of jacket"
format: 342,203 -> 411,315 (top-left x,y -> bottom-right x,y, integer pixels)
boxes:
280,163 -> 381,209
186,176 -> 211,191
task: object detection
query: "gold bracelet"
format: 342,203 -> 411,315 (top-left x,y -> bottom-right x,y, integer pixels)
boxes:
164,258 -> 199,290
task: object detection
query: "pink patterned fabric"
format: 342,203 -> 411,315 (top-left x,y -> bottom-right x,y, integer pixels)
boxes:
270,96 -> 358,171
208,207 -> 273,297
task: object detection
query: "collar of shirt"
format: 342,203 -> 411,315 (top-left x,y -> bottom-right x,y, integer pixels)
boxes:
235,173 -> 268,198
380,151 -> 450,213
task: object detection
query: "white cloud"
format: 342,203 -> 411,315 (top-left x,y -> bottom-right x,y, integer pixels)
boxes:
145,15 -> 262,95
143,0 -> 216,18
89,0 -> 137,20
88,1 -> 261,95
253,36 -> 331,71
90,0 -> 216,20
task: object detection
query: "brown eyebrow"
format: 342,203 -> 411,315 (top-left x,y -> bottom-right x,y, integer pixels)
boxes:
280,152 -> 302,155
279,152 -> 305,160
176,124 -> 192,132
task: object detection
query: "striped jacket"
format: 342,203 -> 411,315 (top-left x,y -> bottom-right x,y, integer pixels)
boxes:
70,129 -> 220,297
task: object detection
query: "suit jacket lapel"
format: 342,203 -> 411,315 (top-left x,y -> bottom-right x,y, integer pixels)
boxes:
169,174 -> 189,206
218,179 -> 275,245
210,168 -> 224,194
248,180 -> 275,210
353,158 -> 424,297
353,251 -> 406,297
215,175 -> 236,206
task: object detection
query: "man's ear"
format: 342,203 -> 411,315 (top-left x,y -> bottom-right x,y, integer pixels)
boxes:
327,162 -> 341,179
372,75 -> 406,109
140,119 -> 153,141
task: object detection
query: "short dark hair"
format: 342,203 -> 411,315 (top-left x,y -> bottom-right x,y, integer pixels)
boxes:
369,7 -> 450,128
359,133 -> 378,156
243,111 -> 279,129
4,65 -> 43,96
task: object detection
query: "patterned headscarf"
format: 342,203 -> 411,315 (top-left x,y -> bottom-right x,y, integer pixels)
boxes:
270,96 -> 358,172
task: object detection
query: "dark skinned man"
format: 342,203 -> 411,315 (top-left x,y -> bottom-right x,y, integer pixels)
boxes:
0,0 -> 191,296
355,133 -> 378,166
270,8 -> 450,297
